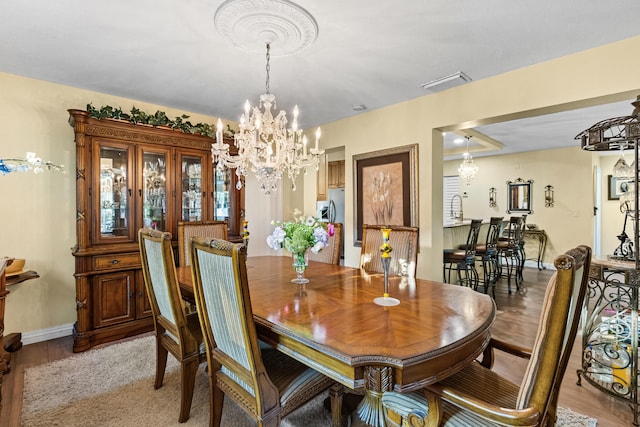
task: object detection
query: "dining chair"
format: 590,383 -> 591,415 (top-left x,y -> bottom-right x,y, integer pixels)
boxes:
177,220 -> 228,267
307,222 -> 343,264
443,219 -> 482,289
381,244 -> 592,427
189,237 -> 340,427
360,225 -> 419,276
138,228 -> 205,423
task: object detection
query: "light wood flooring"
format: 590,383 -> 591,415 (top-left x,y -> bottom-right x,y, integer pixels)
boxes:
0,266 -> 633,426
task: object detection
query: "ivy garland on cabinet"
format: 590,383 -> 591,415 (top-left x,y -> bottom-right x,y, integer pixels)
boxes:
85,103 -> 236,137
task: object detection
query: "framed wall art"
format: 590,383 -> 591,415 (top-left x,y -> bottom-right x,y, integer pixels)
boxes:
353,144 -> 418,246
608,175 -> 632,201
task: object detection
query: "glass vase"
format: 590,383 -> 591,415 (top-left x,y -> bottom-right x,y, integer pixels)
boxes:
291,248 -> 310,284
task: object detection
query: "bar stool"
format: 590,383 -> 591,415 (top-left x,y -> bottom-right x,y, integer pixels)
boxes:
516,214 -> 528,283
475,216 -> 503,296
497,215 -> 526,293
443,219 -> 482,289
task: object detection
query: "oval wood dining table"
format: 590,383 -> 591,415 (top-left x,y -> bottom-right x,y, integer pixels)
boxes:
177,255 -> 495,427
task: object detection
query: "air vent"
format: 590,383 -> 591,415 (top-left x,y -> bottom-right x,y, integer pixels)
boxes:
420,71 -> 472,91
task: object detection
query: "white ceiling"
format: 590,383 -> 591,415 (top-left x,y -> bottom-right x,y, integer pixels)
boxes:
1,1 -> 639,157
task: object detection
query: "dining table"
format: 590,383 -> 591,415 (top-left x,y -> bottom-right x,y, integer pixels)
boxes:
177,255 -> 495,427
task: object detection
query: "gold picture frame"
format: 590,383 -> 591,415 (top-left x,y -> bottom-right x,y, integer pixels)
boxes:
353,144 -> 418,246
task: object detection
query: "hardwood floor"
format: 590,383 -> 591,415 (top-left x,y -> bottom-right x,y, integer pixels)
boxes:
0,267 -> 632,426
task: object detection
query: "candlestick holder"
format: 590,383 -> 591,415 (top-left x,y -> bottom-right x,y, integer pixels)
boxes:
374,228 -> 400,306
241,220 -> 250,251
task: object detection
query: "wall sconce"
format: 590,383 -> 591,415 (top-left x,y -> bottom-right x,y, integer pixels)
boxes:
545,185 -> 554,207
489,187 -> 497,207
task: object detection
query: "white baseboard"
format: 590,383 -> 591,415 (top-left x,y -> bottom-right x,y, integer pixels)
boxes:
21,323 -> 74,345
524,260 -> 555,270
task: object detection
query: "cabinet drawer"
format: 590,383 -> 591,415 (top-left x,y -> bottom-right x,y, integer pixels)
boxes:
93,253 -> 141,270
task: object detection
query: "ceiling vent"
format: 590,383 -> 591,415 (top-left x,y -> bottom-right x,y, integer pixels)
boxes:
420,71 -> 472,92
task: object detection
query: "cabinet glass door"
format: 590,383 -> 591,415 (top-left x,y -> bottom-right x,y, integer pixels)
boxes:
96,142 -> 134,243
181,155 -> 204,221
214,167 -> 231,222
141,150 -> 169,232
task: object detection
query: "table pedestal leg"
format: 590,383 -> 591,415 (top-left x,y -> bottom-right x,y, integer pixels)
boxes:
349,366 -> 393,427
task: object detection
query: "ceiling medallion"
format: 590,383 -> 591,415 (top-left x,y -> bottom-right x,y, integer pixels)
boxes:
214,0 -> 319,56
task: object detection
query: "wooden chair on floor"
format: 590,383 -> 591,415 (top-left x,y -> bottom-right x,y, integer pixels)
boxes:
381,244 -> 592,427
443,219 -> 482,289
307,223 -> 343,265
360,225 -> 419,276
190,237 -> 340,427
177,220 -> 228,267
138,228 -> 205,423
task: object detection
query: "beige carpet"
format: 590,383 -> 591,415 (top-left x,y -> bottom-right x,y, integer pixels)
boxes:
21,335 -> 596,426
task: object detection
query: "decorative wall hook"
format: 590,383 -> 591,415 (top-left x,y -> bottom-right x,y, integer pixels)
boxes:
545,185 -> 554,207
489,187 -> 497,207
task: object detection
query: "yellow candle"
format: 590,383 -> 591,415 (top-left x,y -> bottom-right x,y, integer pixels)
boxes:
380,228 -> 392,258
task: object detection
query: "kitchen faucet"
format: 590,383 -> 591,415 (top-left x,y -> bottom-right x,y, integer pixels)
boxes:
450,194 -> 463,222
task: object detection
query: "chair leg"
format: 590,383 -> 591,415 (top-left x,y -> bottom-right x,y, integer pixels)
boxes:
212,382 -> 225,427
329,383 -> 345,427
469,263 -> 479,290
456,263 -> 465,287
178,358 -> 199,423
155,337 -> 168,389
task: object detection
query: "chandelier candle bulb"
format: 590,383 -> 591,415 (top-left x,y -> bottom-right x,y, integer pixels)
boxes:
216,118 -> 223,145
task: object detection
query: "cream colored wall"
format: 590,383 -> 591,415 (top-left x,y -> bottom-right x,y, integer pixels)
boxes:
599,154 -> 630,257
4,35 -> 640,338
306,35 -> 640,280
0,72 -> 282,337
444,147 -> 593,264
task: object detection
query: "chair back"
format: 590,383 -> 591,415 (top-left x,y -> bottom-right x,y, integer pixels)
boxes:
190,238 -> 279,413
484,217 -> 503,255
516,245 -> 591,423
501,216 -> 521,247
307,223 -> 343,265
461,219 -> 483,261
138,228 -> 196,347
360,225 -> 419,276
516,214 -> 527,245
177,220 -> 228,266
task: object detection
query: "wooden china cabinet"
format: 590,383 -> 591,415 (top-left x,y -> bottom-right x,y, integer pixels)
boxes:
68,109 -> 244,352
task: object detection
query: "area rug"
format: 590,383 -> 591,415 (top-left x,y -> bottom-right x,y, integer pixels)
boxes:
21,335 -> 597,426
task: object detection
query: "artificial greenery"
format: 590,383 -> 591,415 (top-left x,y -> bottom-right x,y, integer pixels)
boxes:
85,103 -> 234,138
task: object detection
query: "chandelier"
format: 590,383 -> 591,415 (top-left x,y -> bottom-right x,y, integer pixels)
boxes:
458,136 -> 479,185
211,43 -> 323,195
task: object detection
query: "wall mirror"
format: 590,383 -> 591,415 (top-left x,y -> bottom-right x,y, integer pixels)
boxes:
507,178 -> 533,214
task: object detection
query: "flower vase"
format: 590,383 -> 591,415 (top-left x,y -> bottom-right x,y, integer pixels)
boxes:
291,249 -> 310,284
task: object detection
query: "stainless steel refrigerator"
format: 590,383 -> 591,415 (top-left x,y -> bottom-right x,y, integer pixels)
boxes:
327,188 -> 345,225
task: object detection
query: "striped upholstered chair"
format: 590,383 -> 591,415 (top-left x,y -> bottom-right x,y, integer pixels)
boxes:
189,238 -> 340,427
138,228 -> 204,423
360,225 -> 419,276
177,220 -> 228,266
307,222 -> 343,265
381,245 -> 591,427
